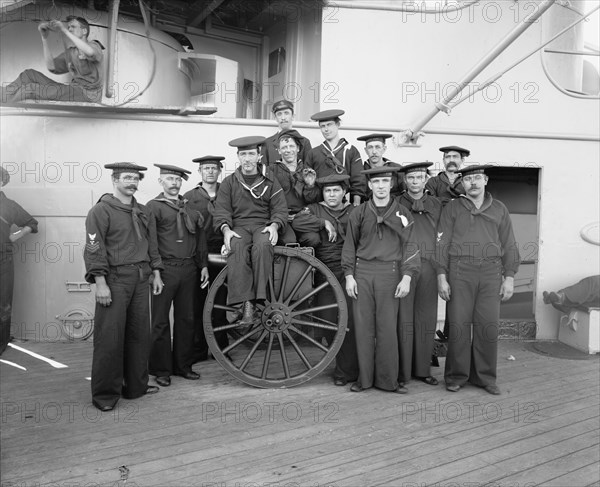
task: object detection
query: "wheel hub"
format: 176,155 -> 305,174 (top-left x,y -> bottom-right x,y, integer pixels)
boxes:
262,303 -> 292,332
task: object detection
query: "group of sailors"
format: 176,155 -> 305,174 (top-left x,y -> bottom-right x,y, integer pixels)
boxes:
77,99 -> 520,411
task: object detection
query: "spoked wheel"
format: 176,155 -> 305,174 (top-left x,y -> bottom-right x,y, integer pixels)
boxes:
203,246 -> 348,388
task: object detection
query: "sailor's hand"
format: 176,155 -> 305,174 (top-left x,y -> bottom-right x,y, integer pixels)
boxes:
345,275 -> 358,299
38,22 -> 51,38
152,271 -> 164,295
394,275 -> 412,299
49,19 -> 66,32
438,274 -> 451,301
262,223 -> 279,246
302,168 -> 316,187
96,282 -> 112,307
223,227 -> 241,252
200,267 -> 209,288
323,220 -> 337,243
500,276 -> 514,302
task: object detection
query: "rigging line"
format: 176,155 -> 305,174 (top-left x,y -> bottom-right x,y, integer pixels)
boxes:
450,3 -> 600,109
98,0 -> 157,108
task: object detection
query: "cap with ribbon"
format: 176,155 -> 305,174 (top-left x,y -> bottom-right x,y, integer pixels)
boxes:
460,164 -> 492,176
105,162 -> 148,179
361,166 -> 400,179
399,162 -> 433,174
439,145 -> 470,158
272,99 -> 294,113
357,133 -> 393,144
316,173 -> 350,189
228,136 -> 266,151
311,109 -> 345,122
154,164 -> 192,181
192,156 -> 225,168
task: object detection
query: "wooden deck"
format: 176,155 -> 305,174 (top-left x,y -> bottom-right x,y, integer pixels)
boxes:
1,339 -> 599,487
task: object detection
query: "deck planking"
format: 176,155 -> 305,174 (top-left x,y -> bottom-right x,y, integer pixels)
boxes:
1,339 -> 599,486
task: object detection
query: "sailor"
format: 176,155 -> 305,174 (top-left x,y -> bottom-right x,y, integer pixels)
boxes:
184,155 -> 228,360
435,165 -> 520,395
261,99 -> 312,165
305,109 -> 366,206
0,166 -> 39,355
147,164 -> 208,387
292,174 -> 359,386
213,136 -> 288,324
84,162 -> 163,411
543,275 -> 600,314
264,129 -> 320,243
396,162 -> 443,389
341,166 -> 420,393
358,133 -> 405,199
425,146 -> 469,206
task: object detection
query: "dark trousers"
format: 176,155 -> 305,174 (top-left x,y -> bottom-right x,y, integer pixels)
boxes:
193,262 -> 229,360
398,259 -> 438,382
149,262 -> 197,377
317,263 -> 358,382
1,69 -> 101,103
91,264 -> 151,408
353,260 -> 400,391
553,275 -> 600,313
445,258 -> 502,388
0,257 -> 14,355
226,225 -> 273,305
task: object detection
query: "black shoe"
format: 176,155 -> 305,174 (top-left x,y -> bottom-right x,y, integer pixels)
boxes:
92,400 -> 116,412
484,384 -> 501,395
446,384 -> 460,392
394,384 -> 408,394
543,291 -> 561,305
178,371 -> 200,380
334,377 -> 347,386
145,386 -> 160,395
350,382 -> 365,392
419,376 -> 439,386
155,376 -> 171,387
239,301 -> 256,325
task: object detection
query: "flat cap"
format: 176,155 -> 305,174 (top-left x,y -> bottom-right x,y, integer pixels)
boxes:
272,99 -> 294,113
316,173 -> 350,188
277,129 -> 305,150
154,164 -> 191,181
361,166 -> 400,179
439,145 -> 470,157
104,162 -> 148,173
399,162 -> 433,173
192,156 -> 224,168
311,109 -> 345,122
228,136 -> 266,150
460,164 -> 492,176
357,133 -> 393,144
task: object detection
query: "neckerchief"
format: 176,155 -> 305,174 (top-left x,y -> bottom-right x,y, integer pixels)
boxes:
98,194 -> 148,241
318,201 -> 352,240
439,171 -> 464,197
153,194 -> 199,241
193,182 -> 219,214
458,192 -> 496,222
320,139 -> 351,175
399,191 -> 439,229
234,168 -> 269,199
367,199 -> 411,240
272,159 -> 308,198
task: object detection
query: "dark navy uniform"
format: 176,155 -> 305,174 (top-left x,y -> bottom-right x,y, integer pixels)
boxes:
84,187 -> 163,408
184,156 -> 230,358
213,167 -> 288,305
147,167 -> 207,381
342,188 -> 421,391
435,169 -> 520,390
0,188 -> 38,355
292,178 -> 359,384
425,171 -> 465,206
396,180 -> 442,384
